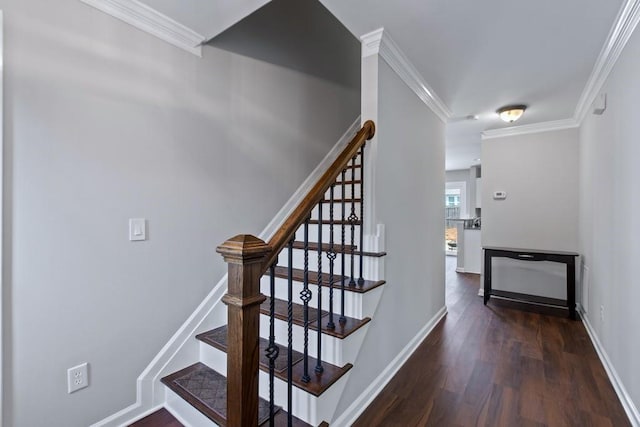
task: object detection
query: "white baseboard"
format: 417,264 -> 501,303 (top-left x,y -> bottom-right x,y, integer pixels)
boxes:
92,117 -> 362,427
331,305 -> 448,427
455,267 -> 465,273
578,305 -> 640,427
478,288 -> 484,297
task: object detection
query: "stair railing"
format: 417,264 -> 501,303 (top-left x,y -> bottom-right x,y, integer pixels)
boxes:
217,120 -> 375,427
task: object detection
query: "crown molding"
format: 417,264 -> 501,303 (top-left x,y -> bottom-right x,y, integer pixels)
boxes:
481,118 -> 579,140
574,0 -> 640,123
360,28 -> 452,123
80,0 -> 206,56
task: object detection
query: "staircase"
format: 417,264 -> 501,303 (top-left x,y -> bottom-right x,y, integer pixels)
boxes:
157,121 -> 381,426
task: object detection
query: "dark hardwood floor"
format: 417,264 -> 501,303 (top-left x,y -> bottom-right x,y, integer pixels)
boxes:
130,408 -> 183,427
353,256 -> 630,427
131,256 -> 629,427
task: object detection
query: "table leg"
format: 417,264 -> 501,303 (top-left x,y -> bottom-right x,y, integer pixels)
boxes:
567,260 -> 576,320
484,251 -> 491,305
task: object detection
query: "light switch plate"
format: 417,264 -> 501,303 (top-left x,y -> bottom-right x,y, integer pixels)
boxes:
493,191 -> 507,200
129,218 -> 146,241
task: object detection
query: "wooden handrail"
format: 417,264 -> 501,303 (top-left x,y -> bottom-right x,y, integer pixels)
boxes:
262,120 -> 375,270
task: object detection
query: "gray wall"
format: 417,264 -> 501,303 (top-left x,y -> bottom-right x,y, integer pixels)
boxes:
482,128 -> 579,298
579,21 -> 640,415
1,0 -> 360,425
335,57 -> 446,416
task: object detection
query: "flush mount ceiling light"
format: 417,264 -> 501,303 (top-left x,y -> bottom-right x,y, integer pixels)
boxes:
496,105 -> 527,123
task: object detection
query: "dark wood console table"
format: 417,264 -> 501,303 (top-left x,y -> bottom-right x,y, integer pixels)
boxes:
483,246 -> 579,320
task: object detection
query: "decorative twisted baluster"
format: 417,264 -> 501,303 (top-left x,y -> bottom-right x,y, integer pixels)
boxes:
358,145 -> 366,286
340,169 -> 347,324
266,265 -> 279,426
287,239 -> 294,426
315,202 -> 324,374
300,218 -> 311,383
348,156 -> 358,287
327,184 -> 337,330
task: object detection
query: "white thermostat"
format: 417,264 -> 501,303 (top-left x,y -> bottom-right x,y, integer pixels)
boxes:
493,191 -> 507,200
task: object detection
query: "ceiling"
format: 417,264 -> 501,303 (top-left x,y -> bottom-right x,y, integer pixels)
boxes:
137,0 -> 625,170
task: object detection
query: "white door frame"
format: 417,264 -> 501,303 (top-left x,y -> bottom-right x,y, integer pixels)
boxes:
445,181 -> 467,218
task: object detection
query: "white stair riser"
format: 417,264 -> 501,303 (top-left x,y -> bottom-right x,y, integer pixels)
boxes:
199,342 -> 352,426
260,276 -> 365,320
258,314 -> 368,366
289,248 -> 366,277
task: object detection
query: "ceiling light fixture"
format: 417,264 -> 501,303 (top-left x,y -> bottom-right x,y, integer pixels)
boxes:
496,105 -> 527,123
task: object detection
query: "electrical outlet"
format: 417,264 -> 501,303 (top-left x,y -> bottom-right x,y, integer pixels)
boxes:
67,363 -> 89,393
600,305 -> 605,323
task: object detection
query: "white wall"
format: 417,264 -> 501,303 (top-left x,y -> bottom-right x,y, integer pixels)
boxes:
579,20 -> 640,419
334,56 -> 446,417
482,128 -> 579,298
1,1 -> 360,425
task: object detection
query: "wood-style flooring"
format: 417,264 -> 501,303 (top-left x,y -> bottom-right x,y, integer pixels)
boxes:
353,256 -> 630,427
131,256 -> 630,427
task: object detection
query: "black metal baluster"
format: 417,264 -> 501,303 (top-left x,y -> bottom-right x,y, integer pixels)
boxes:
300,219 -> 311,383
327,184 -> 337,330
287,240 -> 294,427
315,202 -> 324,374
340,169 -> 347,324
266,264 -> 279,426
348,156 -> 358,287
358,145 -> 366,286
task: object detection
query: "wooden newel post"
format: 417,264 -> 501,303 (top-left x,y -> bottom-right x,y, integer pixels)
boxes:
217,235 -> 271,427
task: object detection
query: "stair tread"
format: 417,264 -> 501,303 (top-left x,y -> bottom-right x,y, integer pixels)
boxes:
161,363 -> 273,426
291,241 -> 387,258
161,363 -> 310,426
197,325 -> 304,375
270,266 -> 386,293
197,325 -> 352,397
307,219 -> 363,225
261,296 -> 372,339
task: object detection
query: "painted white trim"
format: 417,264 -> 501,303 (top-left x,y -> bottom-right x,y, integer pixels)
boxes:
91,117 -> 363,427
578,306 -> 640,427
0,11 -> 4,426
79,0 -> 206,56
361,28 -> 384,58
331,305 -> 448,426
361,28 -> 452,123
574,0 -> 640,123
481,118 -> 579,140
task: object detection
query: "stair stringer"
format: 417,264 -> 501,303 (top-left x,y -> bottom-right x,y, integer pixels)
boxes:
91,117 -> 361,427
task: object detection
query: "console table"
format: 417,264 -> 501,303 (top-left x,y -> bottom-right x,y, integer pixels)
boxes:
483,246 -> 579,320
